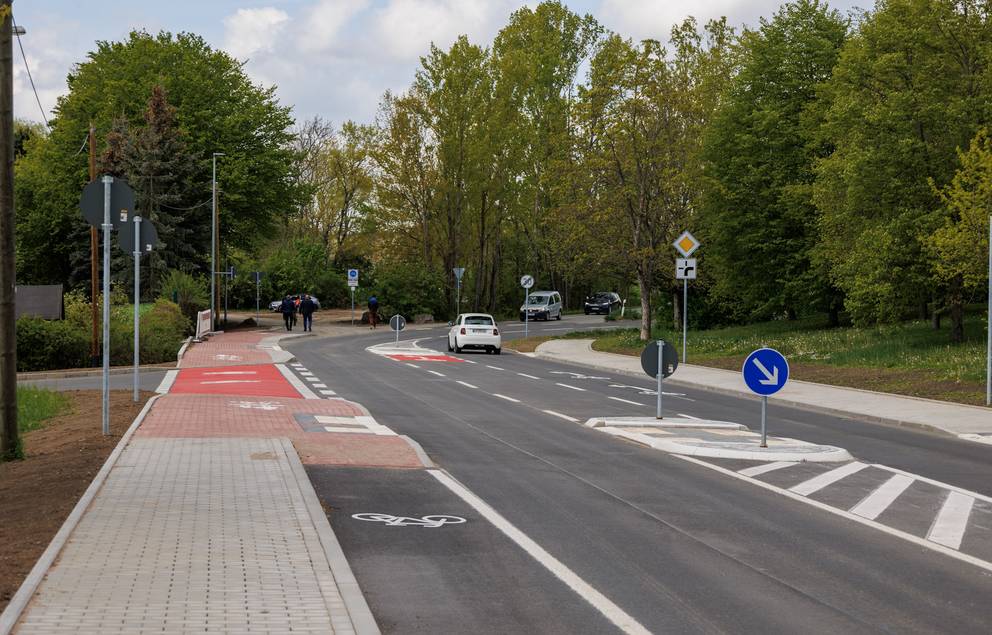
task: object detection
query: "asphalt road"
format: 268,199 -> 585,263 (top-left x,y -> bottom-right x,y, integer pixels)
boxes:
287,317 -> 992,634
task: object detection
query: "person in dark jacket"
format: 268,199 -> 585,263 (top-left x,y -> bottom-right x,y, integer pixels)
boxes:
299,294 -> 316,332
280,295 -> 296,331
367,296 -> 379,330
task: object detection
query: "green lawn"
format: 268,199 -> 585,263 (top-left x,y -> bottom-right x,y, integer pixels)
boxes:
17,386 -> 73,433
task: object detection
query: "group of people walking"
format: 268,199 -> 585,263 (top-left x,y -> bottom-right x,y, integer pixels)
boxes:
279,294 -> 317,332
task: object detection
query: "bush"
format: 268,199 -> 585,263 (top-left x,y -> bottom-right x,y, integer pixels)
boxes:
140,300 -> 191,362
370,262 -> 445,319
159,269 -> 209,326
16,316 -> 90,371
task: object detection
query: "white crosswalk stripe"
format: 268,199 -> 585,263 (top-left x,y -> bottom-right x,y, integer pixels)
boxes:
738,461 -> 797,478
849,473 -> 915,520
927,491 -> 976,550
790,462 -> 867,496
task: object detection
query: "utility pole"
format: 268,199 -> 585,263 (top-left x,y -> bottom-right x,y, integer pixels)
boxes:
89,123 -> 98,366
211,152 -> 224,331
0,0 -> 17,460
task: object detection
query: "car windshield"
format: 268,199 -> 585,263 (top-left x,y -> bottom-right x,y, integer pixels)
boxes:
590,293 -> 611,301
464,316 -> 494,325
527,295 -> 549,305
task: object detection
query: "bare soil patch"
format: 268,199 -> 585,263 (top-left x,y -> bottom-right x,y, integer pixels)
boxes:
0,390 -> 152,612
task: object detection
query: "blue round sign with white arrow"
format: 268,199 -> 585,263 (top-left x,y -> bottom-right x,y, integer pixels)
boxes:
742,348 -> 789,396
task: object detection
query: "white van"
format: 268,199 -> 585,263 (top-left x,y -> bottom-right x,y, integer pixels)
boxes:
519,291 -> 562,321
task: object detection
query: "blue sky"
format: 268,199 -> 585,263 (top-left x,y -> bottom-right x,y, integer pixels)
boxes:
15,0 -> 864,128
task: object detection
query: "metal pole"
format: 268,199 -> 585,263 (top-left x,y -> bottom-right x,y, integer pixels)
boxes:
524,289 -> 529,338
102,176 -> 112,435
456,279 -> 460,314
682,278 -> 687,363
89,123 -> 99,367
0,3 -> 17,459
656,340 -> 663,419
223,266 -> 228,326
211,155 -> 216,330
987,214 -> 991,406
350,287 -> 355,325
394,316 -> 399,346
760,396 -> 768,448
255,278 -> 260,323
133,217 -> 141,402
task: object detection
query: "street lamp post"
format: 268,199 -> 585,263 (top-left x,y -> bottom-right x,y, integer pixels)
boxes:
211,152 -> 224,330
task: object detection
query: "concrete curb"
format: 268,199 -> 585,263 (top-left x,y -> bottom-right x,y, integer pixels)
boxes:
175,336 -> 192,367
279,437 -> 380,635
531,346 -> 973,438
0,394 -> 162,635
400,434 -> 436,468
601,427 -> 853,462
16,365 -> 173,381
585,416 -> 747,430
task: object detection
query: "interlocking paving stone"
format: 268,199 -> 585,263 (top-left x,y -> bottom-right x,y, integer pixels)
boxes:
15,438 -> 354,634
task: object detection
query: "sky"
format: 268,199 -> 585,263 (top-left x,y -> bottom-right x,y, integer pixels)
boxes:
14,0 -> 864,128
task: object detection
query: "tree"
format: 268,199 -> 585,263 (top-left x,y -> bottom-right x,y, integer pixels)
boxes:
14,31 -> 297,289
701,0 -> 847,323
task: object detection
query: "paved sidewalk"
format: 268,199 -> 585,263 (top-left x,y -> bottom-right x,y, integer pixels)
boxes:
4,329 -> 390,634
534,339 -> 992,439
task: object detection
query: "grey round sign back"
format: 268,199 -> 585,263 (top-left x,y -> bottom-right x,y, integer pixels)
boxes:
640,341 -> 679,379
389,315 -> 406,331
79,178 -> 136,229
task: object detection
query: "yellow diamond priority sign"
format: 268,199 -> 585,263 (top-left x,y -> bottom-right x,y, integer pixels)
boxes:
673,230 -> 700,257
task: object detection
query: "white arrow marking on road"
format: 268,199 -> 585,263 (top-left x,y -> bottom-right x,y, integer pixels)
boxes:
752,358 -> 779,385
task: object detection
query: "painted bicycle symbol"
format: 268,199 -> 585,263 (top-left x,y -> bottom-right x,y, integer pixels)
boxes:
351,513 -> 467,528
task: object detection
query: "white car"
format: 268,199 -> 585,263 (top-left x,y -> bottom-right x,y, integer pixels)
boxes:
447,313 -> 501,354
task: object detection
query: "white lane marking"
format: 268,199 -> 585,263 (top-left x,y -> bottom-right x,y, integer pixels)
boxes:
928,491 -> 976,550
298,371 -> 314,376
849,474 -> 915,520
873,463 -> 992,505
276,363 -> 319,399
155,369 -> 179,394
674,454 -> 992,573
456,381 -> 478,389
306,377 -> 321,382
203,370 -> 257,375
609,396 -> 645,406
738,461 -> 798,478
517,373 -> 540,380
290,363 -> 303,367
405,363 -> 421,369
677,413 -> 701,420
543,409 -> 579,423
486,365 -> 505,371
428,469 -> 651,635
200,379 -> 262,385
427,370 -> 446,377
790,462 -> 867,496
556,383 -> 586,392
462,360 -> 477,364
313,383 -> 327,388
492,393 -> 520,403
320,389 -> 337,396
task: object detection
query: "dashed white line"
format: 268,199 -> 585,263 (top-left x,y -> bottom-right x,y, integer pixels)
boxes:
928,491 -> 976,549
542,410 -> 579,423
429,469 -> 650,635
850,473 -> 915,520
319,389 -> 337,396
298,371 -> 314,376
790,462 -> 867,496
738,461 -> 797,478
462,360 -> 477,364
405,363 -> 421,369
305,377 -> 321,383
609,396 -> 645,406
456,381 -> 478,389
492,393 -> 520,403
517,373 -> 540,380
427,370 -> 446,377
486,365 -> 504,371
677,413 -> 701,420
556,383 -> 586,392
313,383 -> 327,388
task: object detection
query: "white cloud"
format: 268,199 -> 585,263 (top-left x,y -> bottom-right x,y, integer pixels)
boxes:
223,7 -> 290,61
598,0 -> 785,41
299,0 -> 371,54
372,0 -> 510,61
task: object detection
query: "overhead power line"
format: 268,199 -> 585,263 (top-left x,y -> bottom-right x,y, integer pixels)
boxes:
12,15 -> 50,131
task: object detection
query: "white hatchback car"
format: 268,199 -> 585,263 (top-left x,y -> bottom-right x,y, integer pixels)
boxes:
447,313 -> 501,354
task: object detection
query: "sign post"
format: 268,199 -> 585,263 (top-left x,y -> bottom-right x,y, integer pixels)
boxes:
389,314 -> 406,345
742,348 -> 790,447
520,275 -> 534,338
252,271 -> 264,323
101,177 -> 112,433
673,231 -> 700,364
453,267 -> 465,314
132,217 -> 141,402
987,215 -> 991,406
348,269 -> 359,325
640,340 -> 678,419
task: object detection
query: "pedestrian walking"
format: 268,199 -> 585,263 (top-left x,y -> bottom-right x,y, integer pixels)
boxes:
280,295 -> 296,331
299,294 -> 316,332
368,296 -> 379,330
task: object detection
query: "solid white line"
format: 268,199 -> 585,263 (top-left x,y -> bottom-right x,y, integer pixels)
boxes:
200,379 -> 262,385
677,413 -> 701,420
517,373 -> 540,380
427,370 -> 446,377
203,370 -> 257,375
276,363 -> 319,399
405,363 -> 421,369
462,360 -> 477,364
849,474 -> 915,520
790,462 -> 867,496
542,409 -> 579,423
738,461 -> 798,478
428,470 -> 650,635
673,454 -> 992,573
456,381 -> 478,389
608,396 -> 645,406
556,383 -> 586,392
155,369 -> 179,394
486,365 -> 504,371
927,491 -> 975,549
492,393 -> 520,403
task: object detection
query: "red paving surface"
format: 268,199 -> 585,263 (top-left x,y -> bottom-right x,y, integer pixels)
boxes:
179,330 -> 274,368
386,353 -> 464,363
170,364 -> 301,398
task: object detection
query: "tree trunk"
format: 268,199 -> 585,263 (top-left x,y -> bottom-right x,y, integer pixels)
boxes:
827,299 -> 840,328
637,271 -> 651,341
949,275 -> 965,344
672,288 -> 682,332
931,308 -> 941,330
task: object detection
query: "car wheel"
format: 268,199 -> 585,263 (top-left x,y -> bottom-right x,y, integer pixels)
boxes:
454,338 -> 462,354
556,310 -> 561,320
447,337 -> 453,352
495,348 -> 501,355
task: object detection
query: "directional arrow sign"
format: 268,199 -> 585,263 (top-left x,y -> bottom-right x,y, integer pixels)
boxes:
742,348 -> 789,396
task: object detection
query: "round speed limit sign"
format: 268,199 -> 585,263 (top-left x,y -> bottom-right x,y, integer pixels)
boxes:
520,275 -> 534,289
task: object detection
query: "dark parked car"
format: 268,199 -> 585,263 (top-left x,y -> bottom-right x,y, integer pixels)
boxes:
269,295 -> 321,312
584,292 -> 621,315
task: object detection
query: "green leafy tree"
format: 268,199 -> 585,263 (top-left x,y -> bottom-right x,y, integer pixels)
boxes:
701,0 -> 847,322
